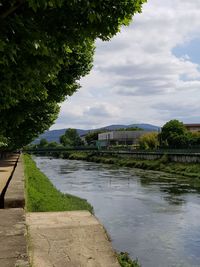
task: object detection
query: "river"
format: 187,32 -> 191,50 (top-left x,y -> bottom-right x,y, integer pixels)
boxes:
34,156 -> 200,267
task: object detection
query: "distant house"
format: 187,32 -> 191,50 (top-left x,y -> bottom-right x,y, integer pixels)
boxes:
184,124 -> 200,133
98,130 -> 155,147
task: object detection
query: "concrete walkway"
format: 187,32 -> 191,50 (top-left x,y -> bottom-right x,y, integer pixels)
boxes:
4,155 -> 25,208
0,154 -> 120,267
26,211 -> 120,267
0,154 -> 29,267
0,208 -> 29,267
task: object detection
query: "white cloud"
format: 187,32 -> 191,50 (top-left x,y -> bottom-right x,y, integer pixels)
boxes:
51,0 -> 200,130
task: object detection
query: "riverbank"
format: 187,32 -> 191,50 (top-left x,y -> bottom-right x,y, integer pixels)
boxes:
24,154 -> 140,267
23,154 -> 93,212
63,151 -> 200,179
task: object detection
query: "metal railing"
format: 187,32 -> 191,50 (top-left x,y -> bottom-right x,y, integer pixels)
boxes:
23,146 -> 200,156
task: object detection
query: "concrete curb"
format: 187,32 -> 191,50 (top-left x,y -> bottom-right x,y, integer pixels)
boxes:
0,154 -> 19,208
4,155 -> 25,208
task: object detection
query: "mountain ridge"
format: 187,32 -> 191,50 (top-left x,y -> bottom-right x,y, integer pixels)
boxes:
33,123 -> 160,143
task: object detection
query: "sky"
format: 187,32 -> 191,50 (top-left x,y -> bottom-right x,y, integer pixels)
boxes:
51,0 -> 200,130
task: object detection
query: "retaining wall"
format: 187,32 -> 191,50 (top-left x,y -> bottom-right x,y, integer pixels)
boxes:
99,151 -> 200,163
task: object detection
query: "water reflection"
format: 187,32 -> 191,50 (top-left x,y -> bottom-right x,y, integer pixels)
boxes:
34,157 -> 200,267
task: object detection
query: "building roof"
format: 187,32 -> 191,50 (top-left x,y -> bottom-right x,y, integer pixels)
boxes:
184,124 -> 200,127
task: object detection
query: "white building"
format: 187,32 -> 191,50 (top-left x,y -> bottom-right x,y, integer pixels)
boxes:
98,130 -> 155,147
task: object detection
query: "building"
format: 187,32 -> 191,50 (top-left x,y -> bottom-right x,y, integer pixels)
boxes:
184,124 -> 200,133
98,130 -> 155,147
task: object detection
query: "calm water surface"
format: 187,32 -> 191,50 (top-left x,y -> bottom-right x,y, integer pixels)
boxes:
34,157 -> 200,267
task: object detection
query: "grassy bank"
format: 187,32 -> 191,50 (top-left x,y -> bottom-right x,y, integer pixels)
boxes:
64,151 -> 200,179
23,154 -> 93,212
23,154 -> 140,266
24,154 -> 142,266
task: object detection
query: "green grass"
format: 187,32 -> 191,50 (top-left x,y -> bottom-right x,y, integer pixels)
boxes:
117,252 -> 141,267
24,154 -> 141,267
68,151 -> 89,160
23,154 -> 93,212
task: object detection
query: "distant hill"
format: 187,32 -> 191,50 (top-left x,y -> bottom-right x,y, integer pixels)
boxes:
33,128 -> 88,144
101,123 -> 160,132
33,123 -> 160,144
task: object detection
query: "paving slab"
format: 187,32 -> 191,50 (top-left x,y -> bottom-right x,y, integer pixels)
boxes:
4,155 -> 25,208
26,211 -> 120,267
0,208 -> 29,267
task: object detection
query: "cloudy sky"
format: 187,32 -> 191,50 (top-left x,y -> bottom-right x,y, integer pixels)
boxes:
51,0 -> 200,130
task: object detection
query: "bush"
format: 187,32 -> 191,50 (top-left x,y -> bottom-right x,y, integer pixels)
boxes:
117,252 -> 141,267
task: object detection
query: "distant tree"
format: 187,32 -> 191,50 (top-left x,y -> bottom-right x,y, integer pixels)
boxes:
39,138 -> 48,148
47,141 -> 60,148
117,127 -> 143,131
23,143 -> 37,150
85,131 -> 103,145
189,132 -> 200,146
60,129 -> 83,147
60,135 -> 71,147
160,120 -> 190,148
139,132 -> 159,150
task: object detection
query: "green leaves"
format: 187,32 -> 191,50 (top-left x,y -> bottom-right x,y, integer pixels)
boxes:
139,132 -> 159,150
0,0 -> 146,149
0,135 -> 8,148
60,129 -> 83,147
160,120 -> 192,149
27,0 -> 64,11
85,130 -> 103,145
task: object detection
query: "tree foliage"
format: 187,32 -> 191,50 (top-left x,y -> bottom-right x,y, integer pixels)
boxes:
85,130 -> 103,145
39,138 -> 48,148
0,135 -> 8,148
160,120 -> 190,149
0,0 -> 146,149
117,127 -> 143,131
190,132 -> 200,146
139,132 -> 159,150
0,100 -> 59,149
60,128 -> 83,147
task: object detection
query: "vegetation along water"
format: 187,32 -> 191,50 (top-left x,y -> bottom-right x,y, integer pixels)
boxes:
54,150 -> 200,179
23,154 -> 93,212
24,154 -> 139,267
34,156 -> 200,267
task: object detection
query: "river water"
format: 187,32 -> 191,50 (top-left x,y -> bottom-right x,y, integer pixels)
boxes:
34,157 -> 200,267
